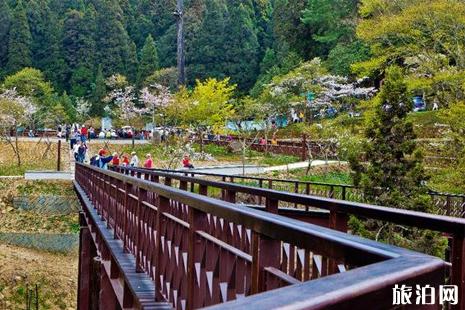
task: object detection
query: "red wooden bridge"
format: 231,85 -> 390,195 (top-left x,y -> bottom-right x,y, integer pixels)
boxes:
75,163 -> 465,309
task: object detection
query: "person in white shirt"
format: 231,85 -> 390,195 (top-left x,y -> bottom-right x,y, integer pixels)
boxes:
73,140 -> 81,161
130,151 -> 139,167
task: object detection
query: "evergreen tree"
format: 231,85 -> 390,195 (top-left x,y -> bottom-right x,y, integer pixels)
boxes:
157,24 -> 177,68
188,0 -> 228,82
91,65 -> 106,115
59,91 -> 76,121
93,0 -> 132,77
126,40 -> 138,83
349,66 -> 447,256
27,0 -> 65,88
223,2 -> 260,90
0,0 -> 11,78
301,0 -> 358,54
70,65 -> 94,97
63,6 -> 96,95
350,66 -> 429,211
272,0 -> 313,58
137,34 -> 159,86
6,0 -> 32,74
259,48 -> 276,75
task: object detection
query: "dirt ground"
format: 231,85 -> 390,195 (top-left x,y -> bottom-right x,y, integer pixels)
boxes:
0,179 -> 79,309
0,244 -> 77,309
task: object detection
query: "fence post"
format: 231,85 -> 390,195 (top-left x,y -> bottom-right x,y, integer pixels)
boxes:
57,139 -> 61,171
187,207 -> 208,309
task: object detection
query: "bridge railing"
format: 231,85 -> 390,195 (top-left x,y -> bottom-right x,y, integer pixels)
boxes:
76,163 -> 447,309
138,167 -> 465,218
202,136 -> 338,160
112,165 -> 465,308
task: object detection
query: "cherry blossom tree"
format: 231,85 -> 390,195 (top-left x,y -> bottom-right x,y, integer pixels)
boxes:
0,88 -> 37,166
75,97 -> 92,122
104,76 -> 146,147
139,83 -> 172,143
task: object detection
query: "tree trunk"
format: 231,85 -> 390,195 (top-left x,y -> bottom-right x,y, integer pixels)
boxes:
132,126 -> 135,149
242,139 -> 246,176
176,0 -> 186,86
199,129 -> 204,154
15,126 -> 21,167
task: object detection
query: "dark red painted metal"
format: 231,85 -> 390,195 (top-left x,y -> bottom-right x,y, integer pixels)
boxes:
76,163 -> 450,309
112,165 -> 465,309
202,136 -> 338,160
145,167 -> 465,218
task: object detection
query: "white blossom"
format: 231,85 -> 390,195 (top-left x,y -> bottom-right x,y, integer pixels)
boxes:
0,88 -> 37,126
75,97 -> 91,119
106,86 -> 146,122
139,84 -> 172,111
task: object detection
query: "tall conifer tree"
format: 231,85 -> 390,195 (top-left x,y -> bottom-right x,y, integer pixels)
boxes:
0,0 -> 11,77
137,34 -> 159,86
6,0 -> 32,74
223,1 -> 260,90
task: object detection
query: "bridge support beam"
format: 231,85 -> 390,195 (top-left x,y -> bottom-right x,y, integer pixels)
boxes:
99,264 -> 118,310
78,212 -> 97,310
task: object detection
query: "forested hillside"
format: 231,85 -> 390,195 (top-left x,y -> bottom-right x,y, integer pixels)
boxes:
0,0 -> 362,98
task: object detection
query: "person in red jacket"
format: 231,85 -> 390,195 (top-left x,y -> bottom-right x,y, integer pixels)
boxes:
121,154 -> 130,166
80,125 -> 88,142
144,154 -> 154,168
182,154 -> 194,169
111,152 -> 120,166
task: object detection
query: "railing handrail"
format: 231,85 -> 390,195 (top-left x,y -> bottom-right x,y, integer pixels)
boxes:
151,167 -> 358,188
115,166 -> 465,235
149,167 -> 465,199
82,163 -> 416,262
76,163 -> 447,309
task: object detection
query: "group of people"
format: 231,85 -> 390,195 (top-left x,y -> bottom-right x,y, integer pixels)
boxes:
68,124 -> 91,163
88,150 -> 194,170
90,150 -> 152,169
61,124 -> 96,144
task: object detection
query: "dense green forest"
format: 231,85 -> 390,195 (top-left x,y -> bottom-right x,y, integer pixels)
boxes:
0,0 -> 365,100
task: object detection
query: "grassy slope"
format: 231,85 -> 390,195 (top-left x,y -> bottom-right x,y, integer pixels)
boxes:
0,180 -> 78,309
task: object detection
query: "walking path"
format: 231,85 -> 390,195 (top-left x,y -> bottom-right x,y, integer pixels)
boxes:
263,160 -> 344,172
24,171 -> 74,181
23,160 -> 344,180
187,160 -> 345,176
17,137 -> 149,145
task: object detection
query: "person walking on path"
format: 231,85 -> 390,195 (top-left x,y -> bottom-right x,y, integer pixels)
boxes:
144,154 -> 154,168
80,125 -> 88,143
130,151 -> 139,167
77,142 -> 87,163
70,130 -> 78,150
73,140 -> 81,161
65,124 -> 70,142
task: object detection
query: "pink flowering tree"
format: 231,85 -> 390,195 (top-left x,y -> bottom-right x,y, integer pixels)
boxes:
139,83 -> 172,143
105,78 -> 146,147
0,88 -> 37,166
